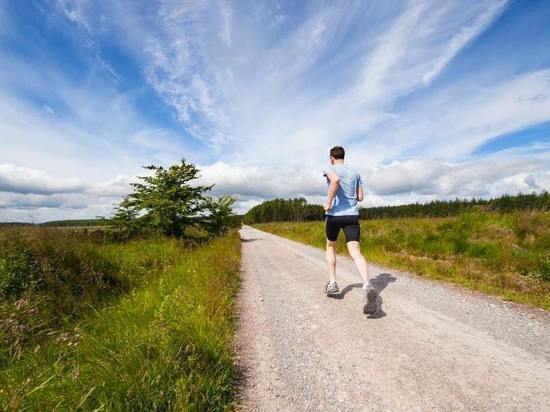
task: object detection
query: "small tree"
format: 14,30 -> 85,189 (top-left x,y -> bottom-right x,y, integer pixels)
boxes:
110,160 -> 235,238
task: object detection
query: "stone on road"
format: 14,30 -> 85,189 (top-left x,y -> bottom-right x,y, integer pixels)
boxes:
234,226 -> 550,411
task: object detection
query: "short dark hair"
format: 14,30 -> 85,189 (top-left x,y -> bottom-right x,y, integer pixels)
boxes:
330,146 -> 345,159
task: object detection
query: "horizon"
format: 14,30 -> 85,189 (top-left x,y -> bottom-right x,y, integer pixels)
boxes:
3,191 -> 547,224
1,0 -> 550,222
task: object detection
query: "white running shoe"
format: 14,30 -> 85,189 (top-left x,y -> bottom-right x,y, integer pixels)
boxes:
325,280 -> 339,294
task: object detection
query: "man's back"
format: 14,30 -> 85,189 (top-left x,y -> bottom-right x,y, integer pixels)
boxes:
324,164 -> 362,216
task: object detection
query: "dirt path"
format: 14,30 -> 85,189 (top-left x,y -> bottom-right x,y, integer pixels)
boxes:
234,225 -> 550,411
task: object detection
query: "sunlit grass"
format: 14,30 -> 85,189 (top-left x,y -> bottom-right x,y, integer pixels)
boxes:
0,228 -> 241,411
254,211 -> 550,309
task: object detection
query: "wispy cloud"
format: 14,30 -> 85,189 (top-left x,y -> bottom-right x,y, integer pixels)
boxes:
118,0 -> 513,164
1,0 -> 549,220
348,69 -> 550,164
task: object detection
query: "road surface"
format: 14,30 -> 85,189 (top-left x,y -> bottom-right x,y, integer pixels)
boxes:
234,225 -> 550,411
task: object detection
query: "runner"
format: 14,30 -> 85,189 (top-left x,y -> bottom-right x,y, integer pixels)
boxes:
323,146 -> 378,314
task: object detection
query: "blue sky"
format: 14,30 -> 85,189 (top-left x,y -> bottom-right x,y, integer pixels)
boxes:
0,0 -> 549,221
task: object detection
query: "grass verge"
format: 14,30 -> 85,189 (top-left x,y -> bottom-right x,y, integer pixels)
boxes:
254,211 -> 549,310
0,229 -> 241,411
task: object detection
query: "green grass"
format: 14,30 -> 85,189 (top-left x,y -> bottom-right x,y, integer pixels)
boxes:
0,228 -> 241,411
254,211 -> 550,310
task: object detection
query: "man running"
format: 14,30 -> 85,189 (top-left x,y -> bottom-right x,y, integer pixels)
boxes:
323,146 -> 378,315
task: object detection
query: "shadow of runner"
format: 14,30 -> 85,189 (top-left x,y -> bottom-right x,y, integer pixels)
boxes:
369,272 -> 397,292
327,283 -> 363,299
326,273 -> 397,318
241,238 -> 259,243
367,295 -> 386,319
368,273 -> 396,318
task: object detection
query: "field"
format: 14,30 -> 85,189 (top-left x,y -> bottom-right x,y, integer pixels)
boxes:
254,211 -> 550,310
0,226 -> 241,410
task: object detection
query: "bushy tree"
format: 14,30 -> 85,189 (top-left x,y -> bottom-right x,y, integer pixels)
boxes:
110,160 -> 235,238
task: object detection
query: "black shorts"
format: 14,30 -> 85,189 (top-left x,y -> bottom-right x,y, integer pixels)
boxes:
325,215 -> 360,242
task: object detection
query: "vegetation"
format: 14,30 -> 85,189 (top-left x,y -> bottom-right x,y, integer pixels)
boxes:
0,226 -> 241,410
243,198 -> 325,224
39,219 -> 111,227
243,192 -> 550,224
0,159 -> 243,410
360,191 -> 550,219
110,160 -> 236,239
254,211 -> 550,309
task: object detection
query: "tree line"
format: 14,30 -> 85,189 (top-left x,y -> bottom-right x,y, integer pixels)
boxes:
361,191 -> 549,219
243,192 -> 550,223
242,198 -> 325,224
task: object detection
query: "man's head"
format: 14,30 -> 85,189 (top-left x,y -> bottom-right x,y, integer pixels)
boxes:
329,146 -> 345,164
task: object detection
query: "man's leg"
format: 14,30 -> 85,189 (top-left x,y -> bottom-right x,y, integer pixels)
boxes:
346,241 -> 369,284
326,239 -> 337,283
342,217 -> 378,313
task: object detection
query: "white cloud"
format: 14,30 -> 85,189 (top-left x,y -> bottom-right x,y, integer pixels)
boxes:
87,175 -> 134,198
43,1 -> 520,167
0,50 -> 203,179
0,164 -> 85,195
197,161 -> 323,198
365,155 -> 549,197
196,149 -> 550,214
2,0 -> 550,221
359,69 -> 550,161
421,1 -> 506,85
0,192 -> 88,210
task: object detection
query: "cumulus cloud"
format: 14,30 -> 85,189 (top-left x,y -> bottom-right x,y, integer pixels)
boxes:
197,152 -> 550,214
0,192 -> 88,210
197,162 -> 324,198
86,175 -> 134,198
0,164 -> 85,195
0,163 -> 135,222
365,156 -> 549,197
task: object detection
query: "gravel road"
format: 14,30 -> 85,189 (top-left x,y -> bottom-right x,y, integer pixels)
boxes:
234,225 -> 550,411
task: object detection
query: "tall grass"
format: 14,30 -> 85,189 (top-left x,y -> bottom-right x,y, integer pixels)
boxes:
0,227 -> 241,410
0,227 -> 182,364
255,211 -> 550,309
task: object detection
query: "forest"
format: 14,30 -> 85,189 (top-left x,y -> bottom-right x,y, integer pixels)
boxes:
243,192 -> 550,223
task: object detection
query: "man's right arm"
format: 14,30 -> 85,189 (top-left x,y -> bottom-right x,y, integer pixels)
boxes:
357,185 -> 364,201
324,170 -> 340,211
356,173 -> 364,201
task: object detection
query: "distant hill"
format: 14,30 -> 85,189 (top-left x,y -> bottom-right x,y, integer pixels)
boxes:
39,219 -> 111,227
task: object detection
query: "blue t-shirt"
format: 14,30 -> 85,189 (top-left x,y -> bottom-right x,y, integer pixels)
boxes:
323,164 -> 362,216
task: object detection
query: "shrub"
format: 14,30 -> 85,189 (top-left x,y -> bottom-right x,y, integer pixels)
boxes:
110,160 -> 236,239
